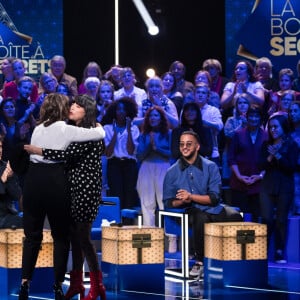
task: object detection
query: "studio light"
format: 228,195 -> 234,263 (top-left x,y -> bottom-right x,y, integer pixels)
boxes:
146,68 -> 156,78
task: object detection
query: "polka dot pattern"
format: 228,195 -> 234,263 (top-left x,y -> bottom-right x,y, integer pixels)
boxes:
102,226 -> 164,265
44,141 -> 104,222
0,229 -> 53,268
204,222 -> 267,260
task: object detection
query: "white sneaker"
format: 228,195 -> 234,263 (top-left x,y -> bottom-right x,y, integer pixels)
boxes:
189,263 -> 204,278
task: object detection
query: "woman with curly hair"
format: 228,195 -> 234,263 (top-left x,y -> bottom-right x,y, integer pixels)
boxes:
136,106 -> 172,226
102,97 -> 140,216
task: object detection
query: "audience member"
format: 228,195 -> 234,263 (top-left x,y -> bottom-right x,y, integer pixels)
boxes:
288,101 -> 300,215
268,68 -> 300,117
254,57 -> 280,126
275,89 -> 297,117
78,61 -> 102,95
83,76 -> 101,100
0,57 -> 15,94
96,80 -> 115,193
0,99 -> 20,162
102,97 -> 140,216
14,77 -> 36,129
161,71 -> 183,117
254,57 -> 279,92
96,79 -> 115,123
0,135 -> 23,229
194,69 -> 220,108
202,58 -> 229,97
292,59 -> 300,92
171,102 -> 213,161
0,98 -> 31,188
220,60 -> 265,123
222,93 -> 250,181
260,114 -> 299,263
49,55 -> 78,101
103,64 -> 123,90
134,76 -> 179,129
228,105 -> 268,221
2,59 -> 38,103
56,82 -> 70,96
17,93 -> 105,300
169,60 -> 194,97
33,73 -> 58,119
137,106 -> 171,226
114,67 -> 147,108
24,95 -> 106,300
163,131 -> 242,279
194,83 -> 223,166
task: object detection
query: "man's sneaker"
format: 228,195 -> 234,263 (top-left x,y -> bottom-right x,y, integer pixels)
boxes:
275,249 -> 287,264
189,262 -> 204,279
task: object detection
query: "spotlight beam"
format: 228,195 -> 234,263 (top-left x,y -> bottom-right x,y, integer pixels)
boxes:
132,0 -> 159,35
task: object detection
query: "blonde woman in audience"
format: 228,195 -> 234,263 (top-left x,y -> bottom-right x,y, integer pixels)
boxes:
83,77 -> 100,100
134,76 -> 179,129
96,80 -> 114,123
202,58 -> 229,97
78,61 -> 103,95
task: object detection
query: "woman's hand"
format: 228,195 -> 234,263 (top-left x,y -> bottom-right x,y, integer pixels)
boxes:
1,161 -> 13,182
24,144 -> 43,155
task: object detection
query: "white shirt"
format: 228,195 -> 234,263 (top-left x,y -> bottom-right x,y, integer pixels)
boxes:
30,121 -> 105,163
103,124 -> 140,160
114,86 -> 147,107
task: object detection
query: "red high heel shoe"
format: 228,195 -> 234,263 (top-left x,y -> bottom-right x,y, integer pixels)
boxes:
65,270 -> 85,300
83,270 -> 106,300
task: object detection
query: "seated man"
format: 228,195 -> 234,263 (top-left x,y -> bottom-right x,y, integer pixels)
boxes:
163,131 -> 242,279
0,136 -> 23,229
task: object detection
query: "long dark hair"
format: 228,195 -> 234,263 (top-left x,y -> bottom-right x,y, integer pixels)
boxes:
70,94 -> 97,128
180,102 -> 203,129
267,113 -> 290,142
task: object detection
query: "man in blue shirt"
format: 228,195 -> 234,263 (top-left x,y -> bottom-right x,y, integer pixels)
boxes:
163,131 -> 242,279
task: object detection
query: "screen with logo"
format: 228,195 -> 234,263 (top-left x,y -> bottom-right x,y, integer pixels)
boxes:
0,1 -> 63,82
225,0 -> 299,77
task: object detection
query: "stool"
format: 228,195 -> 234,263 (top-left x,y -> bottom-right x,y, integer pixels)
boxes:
90,196 -> 121,240
158,209 -> 190,278
121,207 -> 141,224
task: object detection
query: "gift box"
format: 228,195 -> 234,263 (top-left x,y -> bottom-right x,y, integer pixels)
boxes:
204,222 -> 267,260
204,222 -> 268,288
101,225 -> 165,293
102,225 -> 164,264
0,228 -> 53,268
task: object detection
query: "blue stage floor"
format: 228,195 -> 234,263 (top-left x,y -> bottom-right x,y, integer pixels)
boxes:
6,260 -> 300,300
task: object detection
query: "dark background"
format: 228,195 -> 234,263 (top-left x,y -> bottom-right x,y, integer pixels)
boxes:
63,0 -> 225,86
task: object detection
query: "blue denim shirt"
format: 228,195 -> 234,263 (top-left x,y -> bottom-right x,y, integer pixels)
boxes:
163,155 -> 223,214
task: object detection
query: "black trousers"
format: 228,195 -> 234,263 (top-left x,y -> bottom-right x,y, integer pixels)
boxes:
21,163 -> 71,283
107,158 -> 139,209
187,206 -> 243,262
